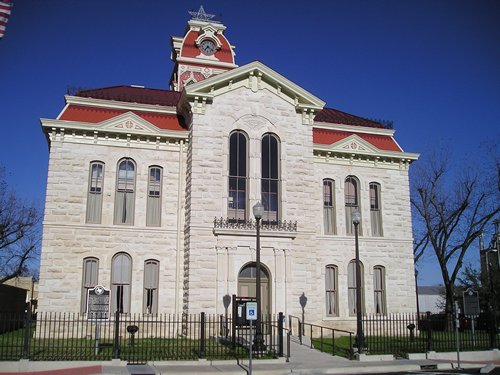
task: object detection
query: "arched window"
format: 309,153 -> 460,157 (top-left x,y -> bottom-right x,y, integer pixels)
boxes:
147,166 -> 162,227
345,176 -> 361,235
323,179 -> 336,234
347,260 -> 364,316
86,162 -> 104,223
111,252 -> 132,313
369,182 -> 383,236
325,265 -> 338,316
261,133 -> 280,224
114,158 -> 136,225
81,257 -> 98,313
228,131 -> 248,222
143,259 -> 159,314
373,266 -> 386,315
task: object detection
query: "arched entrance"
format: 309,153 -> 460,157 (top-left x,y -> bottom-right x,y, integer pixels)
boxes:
238,263 -> 271,316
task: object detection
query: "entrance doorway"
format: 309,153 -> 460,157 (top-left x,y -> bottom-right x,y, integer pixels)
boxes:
238,263 -> 271,317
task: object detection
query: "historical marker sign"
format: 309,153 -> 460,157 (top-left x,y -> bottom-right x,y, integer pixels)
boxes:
87,285 -> 110,319
463,288 -> 480,317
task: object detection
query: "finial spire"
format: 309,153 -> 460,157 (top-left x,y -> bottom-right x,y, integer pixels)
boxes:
189,5 -> 216,21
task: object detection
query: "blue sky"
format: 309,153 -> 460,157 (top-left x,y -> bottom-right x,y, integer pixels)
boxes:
1,1 -> 499,285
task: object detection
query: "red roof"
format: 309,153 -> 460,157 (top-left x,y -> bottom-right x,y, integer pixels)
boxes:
60,105 -> 186,131
315,108 -> 385,128
313,128 -> 401,152
75,86 -> 181,106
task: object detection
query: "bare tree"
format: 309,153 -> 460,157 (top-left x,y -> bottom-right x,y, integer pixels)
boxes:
0,167 -> 42,283
411,148 -> 500,325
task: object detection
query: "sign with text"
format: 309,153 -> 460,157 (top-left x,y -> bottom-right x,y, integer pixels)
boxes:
463,288 -> 480,317
87,285 -> 110,319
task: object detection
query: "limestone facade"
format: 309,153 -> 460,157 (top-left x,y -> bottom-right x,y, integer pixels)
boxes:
37,12 -> 419,331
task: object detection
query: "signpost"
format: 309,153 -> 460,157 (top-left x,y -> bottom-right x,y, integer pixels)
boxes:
246,302 -> 257,375
463,288 -> 480,347
87,285 -> 110,354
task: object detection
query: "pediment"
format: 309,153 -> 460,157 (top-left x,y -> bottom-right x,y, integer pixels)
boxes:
328,134 -> 380,154
97,112 -> 159,134
183,61 -> 325,120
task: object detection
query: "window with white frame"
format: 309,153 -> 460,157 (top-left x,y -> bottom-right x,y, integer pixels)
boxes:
228,131 -> 248,222
347,259 -> 364,316
143,259 -> 159,314
325,264 -> 338,316
345,176 -> 361,235
370,182 -> 383,237
81,257 -> 98,313
373,266 -> 386,315
114,158 -> 136,225
111,252 -> 132,314
146,166 -> 162,227
261,133 -> 280,224
323,179 -> 336,234
86,162 -> 104,223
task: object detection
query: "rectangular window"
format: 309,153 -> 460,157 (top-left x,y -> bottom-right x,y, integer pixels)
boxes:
228,131 -> 247,222
325,265 -> 338,316
345,176 -> 361,235
143,260 -> 159,314
373,266 -> 386,315
111,253 -> 131,313
261,134 -> 280,224
81,258 -> 98,313
86,162 -> 104,223
348,261 -> 364,316
370,183 -> 383,237
114,159 -> 136,225
323,180 -> 336,234
146,167 -> 162,227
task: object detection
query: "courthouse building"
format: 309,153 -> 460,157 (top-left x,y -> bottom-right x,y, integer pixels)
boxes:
38,8 -> 419,330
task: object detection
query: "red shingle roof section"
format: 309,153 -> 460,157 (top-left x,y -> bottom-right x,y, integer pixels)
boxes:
315,108 -> 385,128
76,86 -> 181,106
60,105 -> 186,131
313,128 -> 402,152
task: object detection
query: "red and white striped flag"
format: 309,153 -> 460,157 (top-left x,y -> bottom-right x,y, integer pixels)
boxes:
0,1 -> 13,39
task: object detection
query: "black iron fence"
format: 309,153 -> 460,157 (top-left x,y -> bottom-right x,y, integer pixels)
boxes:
363,312 -> 499,357
0,311 -> 288,363
289,315 -> 354,359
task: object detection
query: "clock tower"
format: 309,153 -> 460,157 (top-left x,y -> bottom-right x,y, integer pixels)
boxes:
170,6 -> 237,91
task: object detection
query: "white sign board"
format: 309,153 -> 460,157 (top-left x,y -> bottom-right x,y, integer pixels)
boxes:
246,302 -> 257,321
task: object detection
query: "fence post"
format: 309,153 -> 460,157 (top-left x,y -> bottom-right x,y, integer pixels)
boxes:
426,311 -> 432,352
278,312 -> 284,357
199,312 -> 206,359
22,303 -> 31,359
113,311 -> 121,359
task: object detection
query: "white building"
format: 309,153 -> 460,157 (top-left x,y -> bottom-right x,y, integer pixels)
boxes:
38,8 -> 419,331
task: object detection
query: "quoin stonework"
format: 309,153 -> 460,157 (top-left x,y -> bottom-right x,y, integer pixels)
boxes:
38,7 -> 419,332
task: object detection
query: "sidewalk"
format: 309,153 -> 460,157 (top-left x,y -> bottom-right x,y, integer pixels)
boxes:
1,340 -> 499,375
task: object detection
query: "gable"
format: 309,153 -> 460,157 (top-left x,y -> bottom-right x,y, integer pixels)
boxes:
182,61 -> 325,124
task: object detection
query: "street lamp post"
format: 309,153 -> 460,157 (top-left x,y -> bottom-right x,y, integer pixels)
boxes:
352,210 -> 364,355
252,201 -> 266,352
485,248 -> 498,348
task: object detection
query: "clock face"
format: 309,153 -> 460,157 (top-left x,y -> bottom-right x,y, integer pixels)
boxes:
200,39 -> 216,55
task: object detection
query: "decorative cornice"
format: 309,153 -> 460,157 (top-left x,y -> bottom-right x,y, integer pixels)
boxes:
313,122 -> 395,136
176,56 -> 237,69
64,95 -> 178,114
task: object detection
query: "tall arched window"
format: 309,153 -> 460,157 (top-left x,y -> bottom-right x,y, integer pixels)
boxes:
144,259 -> 159,314
369,182 -> 383,236
261,133 -> 280,224
86,162 -> 104,223
347,259 -> 364,316
228,131 -> 248,222
111,252 -> 132,314
114,158 -> 136,225
323,179 -> 336,234
345,176 -> 361,235
146,166 -> 162,227
81,257 -> 99,313
373,266 -> 386,315
325,265 -> 338,316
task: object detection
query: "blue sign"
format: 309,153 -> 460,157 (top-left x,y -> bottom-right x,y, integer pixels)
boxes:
246,302 -> 257,321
